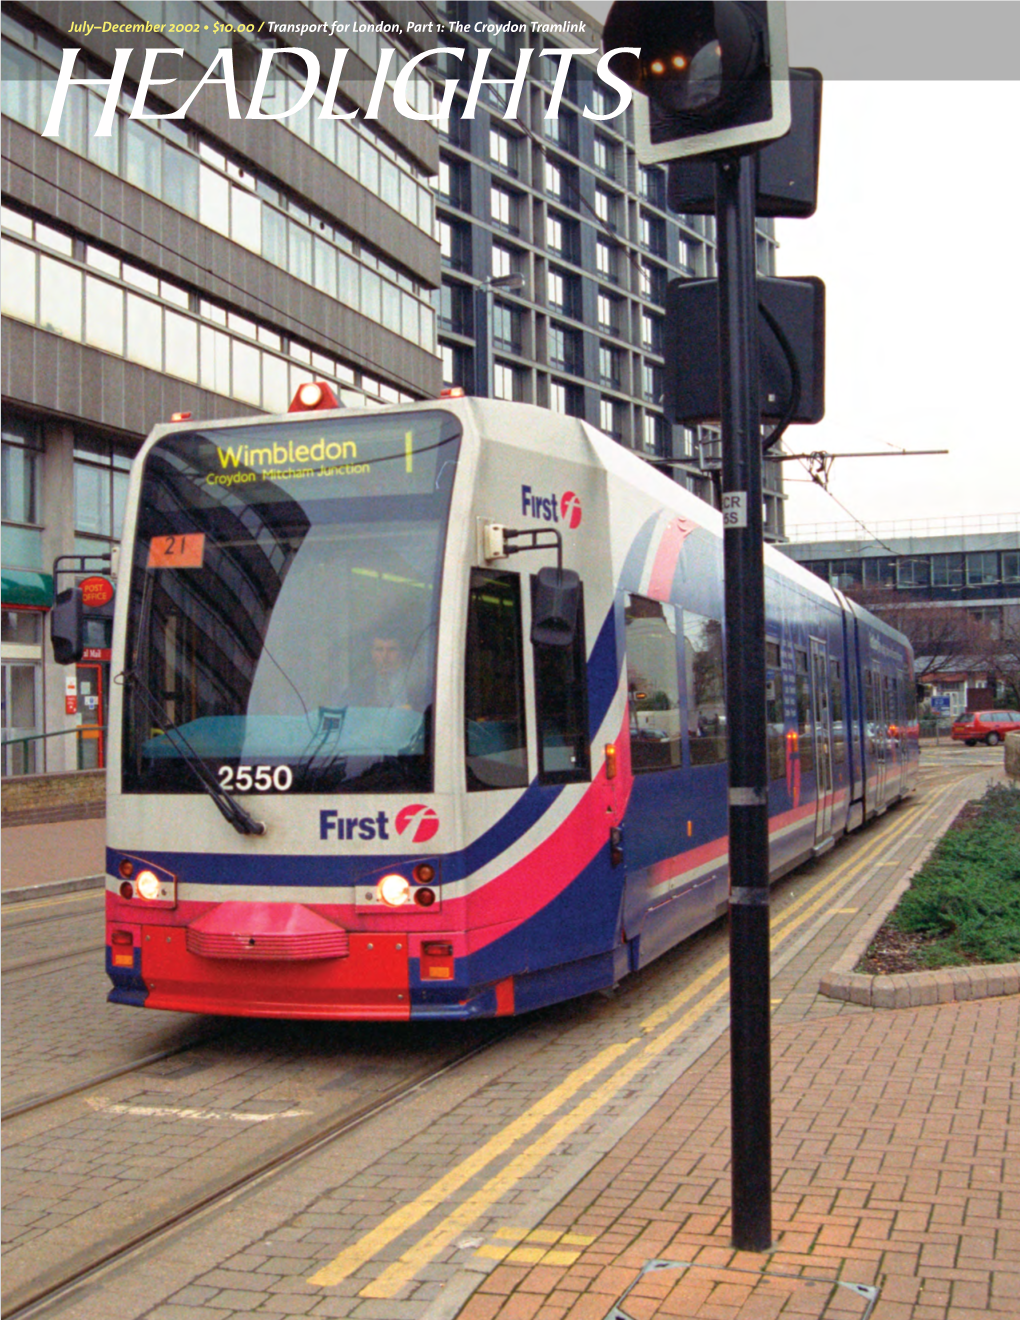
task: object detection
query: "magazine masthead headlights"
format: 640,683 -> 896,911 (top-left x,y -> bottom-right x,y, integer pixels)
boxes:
42,42 -> 640,136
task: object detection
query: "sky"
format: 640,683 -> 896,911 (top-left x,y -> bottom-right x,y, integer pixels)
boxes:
577,2 -> 1020,536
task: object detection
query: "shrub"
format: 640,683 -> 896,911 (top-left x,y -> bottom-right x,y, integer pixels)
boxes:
889,783 -> 1020,967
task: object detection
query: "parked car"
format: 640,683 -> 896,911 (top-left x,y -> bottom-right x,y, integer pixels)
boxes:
950,710 -> 1020,746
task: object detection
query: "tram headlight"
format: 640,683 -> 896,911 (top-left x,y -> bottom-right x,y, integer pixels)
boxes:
378,873 -> 412,907
136,870 -> 162,901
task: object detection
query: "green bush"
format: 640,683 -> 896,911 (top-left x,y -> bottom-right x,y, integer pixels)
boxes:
890,783 -> 1020,967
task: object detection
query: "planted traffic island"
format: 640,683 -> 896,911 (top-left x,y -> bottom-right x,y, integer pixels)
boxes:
821,783 -> 1020,1008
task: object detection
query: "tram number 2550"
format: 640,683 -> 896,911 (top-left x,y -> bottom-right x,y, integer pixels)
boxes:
217,764 -> 294,792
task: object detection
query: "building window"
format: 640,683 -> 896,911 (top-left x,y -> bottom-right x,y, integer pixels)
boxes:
640,262 -> 667,305
932,553 -> 964,589
1003,551 -> 1020,583
490,184 -> 520,233
73,432 -> 134,556
438,282 -> 472,335
546,106 -> 577,154
549,379 -> 584,417
642,412 -> 662,454
543,213 -> 577,262
640,210 -> 666,255
593,134 -> 616,177
546,267 -> 579,316
594,186 -> 618,230
638,166 -> 665,207
1,415 -> 44,571
641,312 -> 662,354
897,557 -> 931,588
863,558 -> 896,588
599,397 -> 620,436
549,323 -> 581,374
489,126 -> 519,175
642,362 -> 662,401
968,606 -> 1003,638
595,239 -> 618,281
544,158 -> 563,199
441,342 -> 470,389
492,300 -> 521,353
966,552 -> 999,586
598,344 -> 620,388
493,361 -> 521,401
597,293 -> 616,333
490,243 -> 518,279
438,216 -> 471,271
438,155 -> 470,208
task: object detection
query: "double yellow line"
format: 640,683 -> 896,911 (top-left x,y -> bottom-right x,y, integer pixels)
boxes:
310,781 -> 960,1297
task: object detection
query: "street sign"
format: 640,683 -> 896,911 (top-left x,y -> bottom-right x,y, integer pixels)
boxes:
80,575 -> 114,608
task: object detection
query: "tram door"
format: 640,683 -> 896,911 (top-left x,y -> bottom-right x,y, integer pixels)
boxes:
809,639 -> 834,845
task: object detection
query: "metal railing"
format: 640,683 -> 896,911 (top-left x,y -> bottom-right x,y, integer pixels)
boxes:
1,725 -> 107,777
785,511 -> 1020,544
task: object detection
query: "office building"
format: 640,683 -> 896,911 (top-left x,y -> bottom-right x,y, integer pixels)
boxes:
782,516 -> 1020,713
433,0 -> 785,537
2,0 -> 442,773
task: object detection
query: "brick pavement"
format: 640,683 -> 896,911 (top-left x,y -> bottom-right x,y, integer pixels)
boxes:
1,816 -> 106,893
456,993 -> 1019,1320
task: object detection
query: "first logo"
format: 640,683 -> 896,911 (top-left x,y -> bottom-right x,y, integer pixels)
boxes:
395,804 -> 440,844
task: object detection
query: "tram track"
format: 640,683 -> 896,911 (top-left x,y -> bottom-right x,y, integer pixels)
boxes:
1,1026 -> 234,1123
0,1023 -> 516,1320
1,943 -> 104,976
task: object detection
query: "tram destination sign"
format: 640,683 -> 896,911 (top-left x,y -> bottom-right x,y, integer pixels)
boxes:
158,411 -> 462,508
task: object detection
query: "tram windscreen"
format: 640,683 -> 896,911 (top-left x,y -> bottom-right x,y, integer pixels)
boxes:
121,411 -> 461,795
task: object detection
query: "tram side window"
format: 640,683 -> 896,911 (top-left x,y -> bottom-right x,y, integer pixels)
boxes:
794,648 -> 815,774
864,669 -> 876,724
531,576 -> 590,784
684,610 -> 726,766
625,594 -> 682,772
465,569 -> 528,790
765,640 -> 785,781
830,658 -> 846,766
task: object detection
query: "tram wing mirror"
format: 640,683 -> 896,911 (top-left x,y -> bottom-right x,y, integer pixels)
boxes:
51,587 -> 85,665
531,568 -> 581,648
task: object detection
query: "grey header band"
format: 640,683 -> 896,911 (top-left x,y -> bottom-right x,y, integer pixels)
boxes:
730,888 -> 771,907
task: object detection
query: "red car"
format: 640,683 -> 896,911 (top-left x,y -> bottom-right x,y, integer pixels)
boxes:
950,710 -> 1020,746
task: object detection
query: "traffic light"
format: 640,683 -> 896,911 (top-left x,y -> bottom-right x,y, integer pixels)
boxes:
667,66 -> 822,216
664,276 -> 825,428
602,1 -> 791,163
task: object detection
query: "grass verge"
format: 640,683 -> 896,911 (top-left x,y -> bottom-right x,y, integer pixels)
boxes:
884,782 -> 1020,968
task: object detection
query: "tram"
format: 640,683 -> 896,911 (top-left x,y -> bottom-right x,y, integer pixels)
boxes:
99,394 -> 918,1019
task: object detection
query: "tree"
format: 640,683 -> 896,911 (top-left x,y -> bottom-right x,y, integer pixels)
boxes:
975,605 -> 1020,708
847,589 -> 994,684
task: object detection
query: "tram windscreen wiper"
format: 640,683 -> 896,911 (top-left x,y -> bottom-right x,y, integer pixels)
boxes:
118,669 -> 266,837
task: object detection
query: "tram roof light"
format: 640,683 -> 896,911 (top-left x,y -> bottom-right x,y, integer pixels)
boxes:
602,1 -> 791,163
288,381 -> 340,412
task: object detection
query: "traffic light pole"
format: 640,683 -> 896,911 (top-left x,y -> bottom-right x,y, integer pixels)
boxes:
715,152 -> 773,1253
